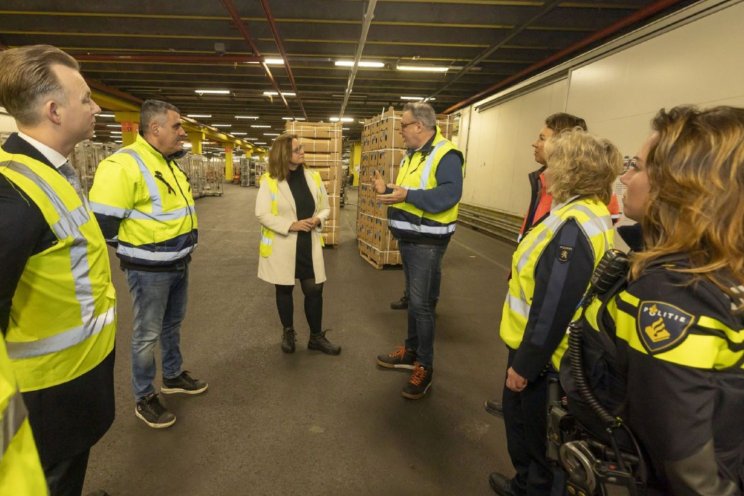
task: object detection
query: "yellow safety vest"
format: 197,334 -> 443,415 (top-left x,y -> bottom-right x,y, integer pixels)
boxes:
0,151 -> 117,392
258,170 -> 324,257
500,197 -> 614,370
89,134 -> 198,266
388,128 -> 464,238
0,337 -> 47,495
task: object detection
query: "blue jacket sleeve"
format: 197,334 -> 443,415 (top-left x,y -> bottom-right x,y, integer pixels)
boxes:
404,150 -> 463,214
511,219 -> 595,381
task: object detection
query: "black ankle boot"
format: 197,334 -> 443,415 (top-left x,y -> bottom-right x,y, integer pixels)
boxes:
281,327 -> 296,353
308,331 -> 341,355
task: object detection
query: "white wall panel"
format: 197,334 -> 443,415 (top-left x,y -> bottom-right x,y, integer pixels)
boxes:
566,1 -> 744,156
461,78 -> 568,215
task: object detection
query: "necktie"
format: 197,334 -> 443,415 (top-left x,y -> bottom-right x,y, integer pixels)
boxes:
59,162 -> 85,201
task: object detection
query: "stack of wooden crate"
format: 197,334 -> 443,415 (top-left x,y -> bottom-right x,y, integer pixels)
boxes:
356,107 -> 456,268
285,121 -> 343,246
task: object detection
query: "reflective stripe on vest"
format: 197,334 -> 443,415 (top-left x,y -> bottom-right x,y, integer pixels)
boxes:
0,391 -> 28,464
89,139 -> 198,266
259,173 -> 280,257
388,129 -> 463,237
259,171 -> 324,257
499,198 -> 614,370
3,161 -> 114,360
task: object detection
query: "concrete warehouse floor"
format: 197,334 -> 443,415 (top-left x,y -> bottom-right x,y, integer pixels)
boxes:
83,184 -> 517,496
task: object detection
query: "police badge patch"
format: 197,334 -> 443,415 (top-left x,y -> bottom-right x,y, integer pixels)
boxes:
558,245 -> 573,263
637,301 -> 694,353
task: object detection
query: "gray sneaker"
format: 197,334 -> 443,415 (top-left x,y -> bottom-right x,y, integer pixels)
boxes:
135,393 -> 176,429
161,371 -> 208,395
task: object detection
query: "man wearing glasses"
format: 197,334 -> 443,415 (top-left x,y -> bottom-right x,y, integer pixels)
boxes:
373,102 -> 464,399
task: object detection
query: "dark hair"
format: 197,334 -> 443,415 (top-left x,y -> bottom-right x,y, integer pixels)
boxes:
545,112 -> 588,133
0,44 -> 80,126
140,99 -> 180,133
268,133 -> 301,181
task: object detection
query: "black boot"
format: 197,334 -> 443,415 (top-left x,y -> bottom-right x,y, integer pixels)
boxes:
308,331 -> 341,355
281,327 -> 296,353
390,294 -> 409,310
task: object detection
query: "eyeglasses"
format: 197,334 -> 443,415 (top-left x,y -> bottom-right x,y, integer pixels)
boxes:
292,144 -> 304,154
400,120 -> 419,130
623,158 -> 642,174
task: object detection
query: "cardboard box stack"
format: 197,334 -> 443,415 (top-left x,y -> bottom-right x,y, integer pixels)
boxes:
357,107 -> 456,269
285,121 -> 343,245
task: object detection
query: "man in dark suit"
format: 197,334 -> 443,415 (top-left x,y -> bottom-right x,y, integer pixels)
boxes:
0,44 -> 116,496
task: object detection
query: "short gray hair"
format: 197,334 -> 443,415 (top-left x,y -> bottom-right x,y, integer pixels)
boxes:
403,102 -> 436,130
140,99 -> 180,132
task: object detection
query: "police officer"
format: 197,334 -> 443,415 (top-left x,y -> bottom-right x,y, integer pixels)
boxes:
89,100 -> 206,429
0,44 -> 116,495
490,130 -> 623,496
565,106 -> 744,495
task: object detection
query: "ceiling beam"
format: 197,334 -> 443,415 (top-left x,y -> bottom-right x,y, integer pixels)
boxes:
444,0 -> 688,113
219,0 -> 292,115
259,0 -> 307,120
76,54 -> 262,64
340,0 -> 378,118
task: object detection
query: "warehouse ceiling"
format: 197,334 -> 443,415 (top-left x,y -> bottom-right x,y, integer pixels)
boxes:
0,0 -> 695,149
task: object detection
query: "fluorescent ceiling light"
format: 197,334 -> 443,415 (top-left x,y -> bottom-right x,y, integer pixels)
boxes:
263,91 -> 296,97
187,114 -> 212,118
183,143 -> 193,148
194,89 -> 231,95
106,124 -> 120,128
342,128 -> 350,131
251,124 -> 271,128
264,57 -> 284,65
264,133 -> 280,136
282,117 -> 306,121
98,113 -> 115,118
330,117 -> 354,123
246,137 -> 258,141
232,132 -> 247,136
235,115 -> 259,120
400,96 -> 436,101
396,64 -> 448,73
334,60 -> 384,68
255,142 -> 267,145
212,124 -> 232,128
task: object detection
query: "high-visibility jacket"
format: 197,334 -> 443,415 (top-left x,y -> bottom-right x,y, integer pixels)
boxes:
258,171 -> 324,257
0,150 -> 117,392
387,128 -> 464,241
0,337 -> 47,495
500,197 -> 614,370
89,134 -> 198,267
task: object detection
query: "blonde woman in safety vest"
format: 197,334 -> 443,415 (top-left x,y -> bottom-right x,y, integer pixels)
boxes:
489,129 -> 622,496
0,45 -> 115,495
255,133 -> 341,356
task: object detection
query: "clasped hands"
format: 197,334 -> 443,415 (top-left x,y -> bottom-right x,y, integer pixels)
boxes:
373,170 -> 407,204
289,216 -> 320,232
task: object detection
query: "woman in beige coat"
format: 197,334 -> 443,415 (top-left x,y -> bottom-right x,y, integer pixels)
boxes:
255,133 -> 341,355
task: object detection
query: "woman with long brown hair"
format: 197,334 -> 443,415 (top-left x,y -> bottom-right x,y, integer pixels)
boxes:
564,106 -> 744,495
255,133 -> 340,355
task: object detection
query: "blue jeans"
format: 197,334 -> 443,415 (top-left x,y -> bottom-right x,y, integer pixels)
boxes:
399,241 -> 447,368
126,267 -> 189,400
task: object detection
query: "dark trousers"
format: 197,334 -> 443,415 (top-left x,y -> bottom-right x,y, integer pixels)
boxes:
275,279 -> 324,334
502,349 -> 553,496
399,241 -> 446,368
43,449 -> 90,496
